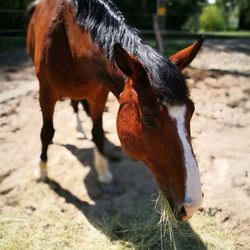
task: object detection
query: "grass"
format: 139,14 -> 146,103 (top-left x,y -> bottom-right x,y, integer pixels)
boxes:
1,29 -> 250,54
146,38 -> 194,57
199,30 -> 250,38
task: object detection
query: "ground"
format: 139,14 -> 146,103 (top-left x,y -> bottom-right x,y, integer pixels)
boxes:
0,39 -> 249,249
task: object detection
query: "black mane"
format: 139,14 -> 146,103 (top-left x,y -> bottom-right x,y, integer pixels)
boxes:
70,0 -> 189,104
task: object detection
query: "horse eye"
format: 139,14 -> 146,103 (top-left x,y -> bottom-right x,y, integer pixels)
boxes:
142,116 -> 156,128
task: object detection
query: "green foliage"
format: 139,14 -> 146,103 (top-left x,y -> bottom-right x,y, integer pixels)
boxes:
115,0 -> 206,30
199,5 -> 225,31
238,0 -> 250,29
114,0 -> 156,29
216,0 -> 250,29
183,15 -> 200,32
1,0 -> 248,33
215,0 -> 238,30
166,0 -> 206,30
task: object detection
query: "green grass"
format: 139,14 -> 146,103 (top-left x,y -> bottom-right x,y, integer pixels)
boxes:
146,38 -> 193,57
0,35 -> 186,57
0,35 -> 192,59
0,29 -> 250,56
1,29 -> 250,52
199,30 -> 250,38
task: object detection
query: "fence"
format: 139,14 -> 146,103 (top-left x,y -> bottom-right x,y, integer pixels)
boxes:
0,9 -> 201,38
0,9 -> 27,36
0,9 -> 246,40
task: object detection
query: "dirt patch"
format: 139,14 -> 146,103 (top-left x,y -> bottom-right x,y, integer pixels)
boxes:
0,40 -> 250,249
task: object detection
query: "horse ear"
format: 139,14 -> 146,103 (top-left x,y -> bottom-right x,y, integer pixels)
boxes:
169,37 -> 204,71
114,44 -> 158,112
113,43 -> 147,82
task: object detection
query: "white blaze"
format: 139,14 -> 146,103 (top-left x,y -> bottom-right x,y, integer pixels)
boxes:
168,105 -> 202,218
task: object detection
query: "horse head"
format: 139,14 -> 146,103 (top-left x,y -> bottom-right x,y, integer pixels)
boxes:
114,39 -> 203,221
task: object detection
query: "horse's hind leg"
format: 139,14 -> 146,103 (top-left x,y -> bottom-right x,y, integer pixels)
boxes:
37,85 -> 58,181
71,100 -> 87,139
88,89 -> 113,184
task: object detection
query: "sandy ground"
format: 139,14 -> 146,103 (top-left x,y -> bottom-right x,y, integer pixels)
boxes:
0,39 -> 250,249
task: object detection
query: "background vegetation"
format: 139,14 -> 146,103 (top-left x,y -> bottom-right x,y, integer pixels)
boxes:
0,0 -> 250,32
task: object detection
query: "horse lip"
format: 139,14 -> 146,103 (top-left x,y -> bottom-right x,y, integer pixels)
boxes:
159,192 -> 191,221
179,215 -> 191,222
159,187 -> 180,213
174,208 -> 191,221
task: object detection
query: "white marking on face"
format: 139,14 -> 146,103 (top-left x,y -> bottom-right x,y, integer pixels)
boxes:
168,105 -> 202,218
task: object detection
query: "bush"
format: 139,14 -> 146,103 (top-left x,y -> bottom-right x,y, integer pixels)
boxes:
199,5 -> 225,31
183,15 -> 200,32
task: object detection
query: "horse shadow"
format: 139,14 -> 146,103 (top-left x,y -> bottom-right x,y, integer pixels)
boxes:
46,140 -> 208,250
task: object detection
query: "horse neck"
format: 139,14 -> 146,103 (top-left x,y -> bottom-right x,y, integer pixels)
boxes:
65,0 -> 166,100
62,3 -> 125,98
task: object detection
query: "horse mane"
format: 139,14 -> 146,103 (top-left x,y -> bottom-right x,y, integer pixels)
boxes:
70,0 -> 189,105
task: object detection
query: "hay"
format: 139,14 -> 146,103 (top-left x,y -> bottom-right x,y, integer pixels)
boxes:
155,191 -> 177,250
0,209 -> 116,250
102,192 -> 235,250
0,202 -> 235,250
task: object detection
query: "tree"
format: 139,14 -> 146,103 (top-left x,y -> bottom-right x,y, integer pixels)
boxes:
216,0 -> 250,29
114,0 -> 156,29
200,5 -> 225,31
114,0 -> 206,30
238,0 -> 250,29
165,0 -> 206,30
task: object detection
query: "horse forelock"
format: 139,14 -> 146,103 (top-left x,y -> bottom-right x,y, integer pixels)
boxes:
70,0 -> 189,105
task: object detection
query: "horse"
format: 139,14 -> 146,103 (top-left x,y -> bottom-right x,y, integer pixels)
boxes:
27,0 -> 203,221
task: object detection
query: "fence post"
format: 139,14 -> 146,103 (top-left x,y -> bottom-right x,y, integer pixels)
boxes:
153,0 -> 166,54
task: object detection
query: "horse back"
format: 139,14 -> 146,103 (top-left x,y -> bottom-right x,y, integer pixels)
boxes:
27,0 -> 113,99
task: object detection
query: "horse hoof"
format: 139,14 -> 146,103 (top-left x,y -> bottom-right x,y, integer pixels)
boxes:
97,169 -> 113,184
99,179 -> 125,198
34,161 -> 49,182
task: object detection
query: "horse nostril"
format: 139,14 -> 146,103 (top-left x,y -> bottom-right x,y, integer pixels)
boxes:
179,205 -> 187,218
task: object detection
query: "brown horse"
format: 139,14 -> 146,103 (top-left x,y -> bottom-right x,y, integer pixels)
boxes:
27,0 -> 203,221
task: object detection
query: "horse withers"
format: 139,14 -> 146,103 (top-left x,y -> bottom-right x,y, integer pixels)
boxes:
27,0 -> 203,221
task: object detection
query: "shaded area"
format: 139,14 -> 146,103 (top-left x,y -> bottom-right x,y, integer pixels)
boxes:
0,43 -> 30,68
46,178 -> 207,250
44,140 -> 208,250
203,38 -> 250,54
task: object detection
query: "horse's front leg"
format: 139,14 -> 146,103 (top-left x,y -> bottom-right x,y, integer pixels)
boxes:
92,116 -> 113,183
36,84 -> 58,181
88,89 -> 113,184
